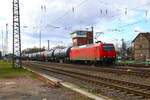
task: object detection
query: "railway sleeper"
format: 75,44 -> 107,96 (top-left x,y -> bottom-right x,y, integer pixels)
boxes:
26,63 -> 150,91
29,61 -> 150,77
24,63 -> 150,99
26,62 -> 150,90
44,68 -> 150,97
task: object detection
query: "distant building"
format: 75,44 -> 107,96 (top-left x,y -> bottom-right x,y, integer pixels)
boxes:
71,30 -> 93,46
132,32 -> 150,61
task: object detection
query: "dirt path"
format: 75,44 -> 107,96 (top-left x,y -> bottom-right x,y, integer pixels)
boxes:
0,77 -> 92,100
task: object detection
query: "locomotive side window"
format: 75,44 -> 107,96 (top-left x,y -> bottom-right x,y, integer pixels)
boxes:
103,45 -> 114,51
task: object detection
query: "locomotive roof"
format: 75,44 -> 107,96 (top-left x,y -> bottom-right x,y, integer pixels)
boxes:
72,42 -> 114,49
72,43 -> 100,48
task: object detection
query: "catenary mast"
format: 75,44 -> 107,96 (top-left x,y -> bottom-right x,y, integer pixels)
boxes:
12,0 -> 22,68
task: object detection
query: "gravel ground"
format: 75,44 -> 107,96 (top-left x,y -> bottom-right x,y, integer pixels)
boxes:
0,77 -> 93,100
35,62 -> 150,85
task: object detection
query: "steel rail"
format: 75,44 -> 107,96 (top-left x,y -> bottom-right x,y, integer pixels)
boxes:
35,61 -> 150,77
23,62 -> 150,98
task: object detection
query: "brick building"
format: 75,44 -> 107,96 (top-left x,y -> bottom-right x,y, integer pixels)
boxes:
132,32 -> 150,61
71,30 -> 93,46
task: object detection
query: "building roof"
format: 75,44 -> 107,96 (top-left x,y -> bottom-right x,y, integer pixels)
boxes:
70,30 -> 92,35
132,32 -> 150,42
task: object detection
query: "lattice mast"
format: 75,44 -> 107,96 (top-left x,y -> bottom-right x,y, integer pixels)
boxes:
12,0 -> 22,68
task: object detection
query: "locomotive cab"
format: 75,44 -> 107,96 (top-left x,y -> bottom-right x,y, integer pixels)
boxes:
101,44 -> 116,64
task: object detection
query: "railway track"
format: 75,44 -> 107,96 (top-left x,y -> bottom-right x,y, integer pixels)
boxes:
117,63 -> 150,68
23,61 -> 150,99
35,61 -> 150,77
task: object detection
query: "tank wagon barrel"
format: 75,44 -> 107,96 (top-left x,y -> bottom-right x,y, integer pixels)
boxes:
44,49 -> 54,61
53,47 -> 71,63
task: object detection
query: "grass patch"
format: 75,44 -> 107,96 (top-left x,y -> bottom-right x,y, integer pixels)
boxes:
116,60 -> 150,66
0,60 -> 36,79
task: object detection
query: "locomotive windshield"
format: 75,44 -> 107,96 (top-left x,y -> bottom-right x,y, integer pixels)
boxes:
103,45 -> 114,51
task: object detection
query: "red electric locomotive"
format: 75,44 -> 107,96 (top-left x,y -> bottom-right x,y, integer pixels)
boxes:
70,42 -> 116,64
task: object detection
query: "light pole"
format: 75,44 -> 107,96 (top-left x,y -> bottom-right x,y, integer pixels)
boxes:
4,24 -> 8,56
39,31 -> 41,52
1,30 -> 3,56
47,40 -> 49,50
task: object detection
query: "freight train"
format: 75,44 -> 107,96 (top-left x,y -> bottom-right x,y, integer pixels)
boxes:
22,42 -> 116,65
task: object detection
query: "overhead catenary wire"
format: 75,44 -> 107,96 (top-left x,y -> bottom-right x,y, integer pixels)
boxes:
38,0 -> 90,32
111,2 -> 150,20
73,0 -> 150,32
39,0 -> 150,32
51,0 -> 89,23
93,0 -> 150,33
37,0 -> 150,37
95,0 -> 150,21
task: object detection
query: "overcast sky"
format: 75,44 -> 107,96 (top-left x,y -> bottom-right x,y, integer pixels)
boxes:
0,0 -> 150,53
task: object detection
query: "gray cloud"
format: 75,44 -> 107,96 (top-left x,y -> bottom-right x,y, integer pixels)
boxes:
1,0 -> 150,51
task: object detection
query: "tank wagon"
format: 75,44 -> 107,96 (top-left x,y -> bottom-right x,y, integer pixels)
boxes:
23,42 -> 116,65
53,47 -> 71,63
